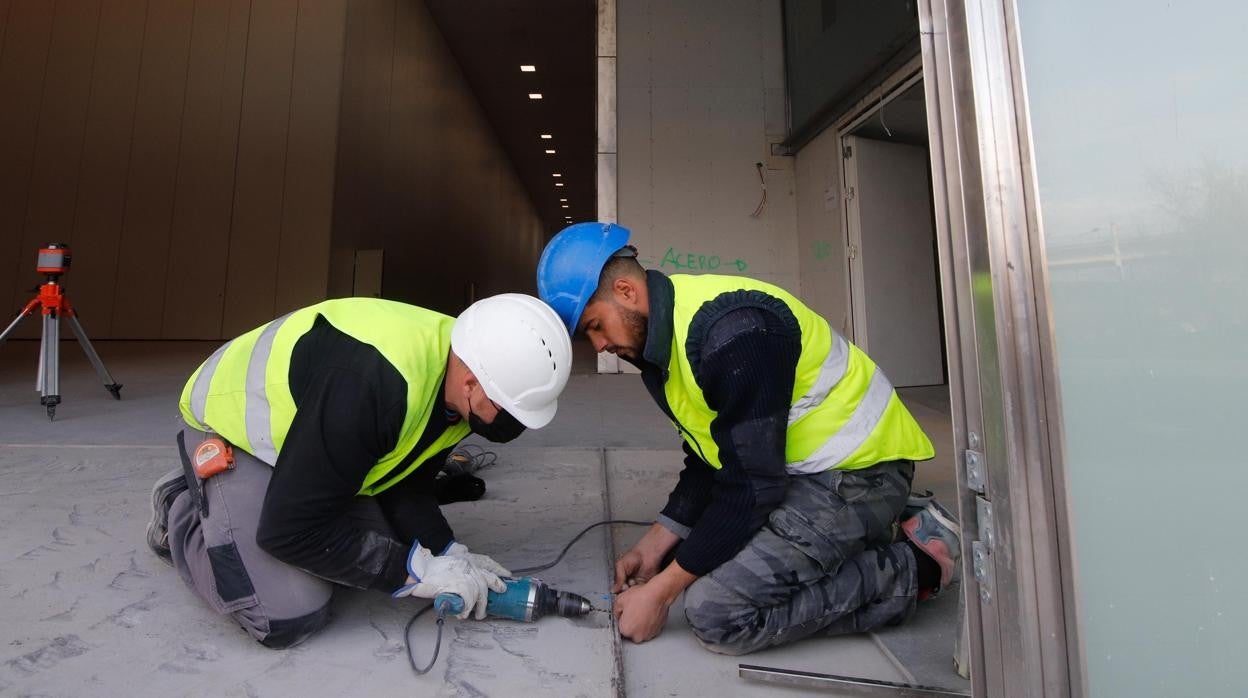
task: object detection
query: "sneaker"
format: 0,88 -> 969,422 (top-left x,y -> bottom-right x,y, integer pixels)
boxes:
901,500 -> 962,598
902,490 -> 934,519
146,468 -> 189,565
881,490 -> 934,545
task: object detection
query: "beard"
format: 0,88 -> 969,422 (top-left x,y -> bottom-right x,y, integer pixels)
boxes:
616,303 -> 648,359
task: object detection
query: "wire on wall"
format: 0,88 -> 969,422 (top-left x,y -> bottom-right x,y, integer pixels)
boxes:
750,162 -> 768,218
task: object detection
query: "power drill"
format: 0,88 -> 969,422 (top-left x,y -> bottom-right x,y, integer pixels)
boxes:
434,577 -> 593,621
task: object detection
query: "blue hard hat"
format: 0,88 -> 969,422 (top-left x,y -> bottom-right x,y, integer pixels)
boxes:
537,222 -> 632,333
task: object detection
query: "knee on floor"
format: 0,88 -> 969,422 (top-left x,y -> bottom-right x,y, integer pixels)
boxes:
254,604 -> 332,650
682,578 -> 762,656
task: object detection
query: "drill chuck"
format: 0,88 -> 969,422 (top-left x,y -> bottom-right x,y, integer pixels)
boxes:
533,581 -> 594,620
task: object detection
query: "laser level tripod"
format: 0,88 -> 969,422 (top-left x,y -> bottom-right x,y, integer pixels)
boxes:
0,243 -> 122,420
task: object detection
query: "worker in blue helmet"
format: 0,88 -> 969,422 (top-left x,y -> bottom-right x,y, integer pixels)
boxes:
537,222 -> 959,655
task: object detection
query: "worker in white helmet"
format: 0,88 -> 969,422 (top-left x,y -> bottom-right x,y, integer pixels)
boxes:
144,294 -> 572,648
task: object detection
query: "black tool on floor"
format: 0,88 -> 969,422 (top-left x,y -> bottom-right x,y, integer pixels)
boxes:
433,473 -> 486,504
0,243 -> 122,420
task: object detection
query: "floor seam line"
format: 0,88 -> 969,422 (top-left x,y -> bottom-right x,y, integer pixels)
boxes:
601,446 -> 628,698
869,630 -> 919,685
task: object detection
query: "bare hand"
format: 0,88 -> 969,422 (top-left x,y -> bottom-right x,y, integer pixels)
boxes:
612,523 -> 680,592
613,582 -> 672,643
612,548 -> 662,593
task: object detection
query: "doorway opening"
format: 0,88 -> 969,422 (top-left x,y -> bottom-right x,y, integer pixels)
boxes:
829,72 -> 968,693
841,79 -> 948,391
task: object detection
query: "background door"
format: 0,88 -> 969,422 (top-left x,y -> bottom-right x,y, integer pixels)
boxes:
843,135 -> 944,387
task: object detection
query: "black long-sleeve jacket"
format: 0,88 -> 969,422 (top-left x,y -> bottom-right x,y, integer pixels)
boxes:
630,271 -> 802,576
254,315 -> 464,592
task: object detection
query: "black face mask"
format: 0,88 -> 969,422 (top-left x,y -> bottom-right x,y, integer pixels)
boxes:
468,407 -> 526,443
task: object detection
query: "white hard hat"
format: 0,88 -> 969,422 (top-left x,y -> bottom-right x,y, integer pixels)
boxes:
451,293 -> 572,429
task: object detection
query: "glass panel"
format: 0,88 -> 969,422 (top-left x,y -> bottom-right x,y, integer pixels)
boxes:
1018,2 -> 1248,695
783,0 -> 916,135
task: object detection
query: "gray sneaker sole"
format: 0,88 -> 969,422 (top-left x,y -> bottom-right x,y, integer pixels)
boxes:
146,469 -> 188,562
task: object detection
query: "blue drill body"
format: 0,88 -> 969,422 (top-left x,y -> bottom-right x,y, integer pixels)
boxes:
434,577 -> 593,621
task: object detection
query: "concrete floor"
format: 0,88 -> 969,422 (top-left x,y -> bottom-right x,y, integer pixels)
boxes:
0,337 -> 968,696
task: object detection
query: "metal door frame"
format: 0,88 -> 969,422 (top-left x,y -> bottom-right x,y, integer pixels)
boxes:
919,0 -> 1082,695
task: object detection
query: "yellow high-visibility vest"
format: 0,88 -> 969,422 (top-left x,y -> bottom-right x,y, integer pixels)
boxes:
179,298 -> 470,495
665,274 -> 934,472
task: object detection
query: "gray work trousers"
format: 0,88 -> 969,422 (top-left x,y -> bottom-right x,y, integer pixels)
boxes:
682,460 -> 918,655
166,425 -> 395,648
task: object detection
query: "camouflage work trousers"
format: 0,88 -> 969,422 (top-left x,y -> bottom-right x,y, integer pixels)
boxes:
683,460 -> 918,655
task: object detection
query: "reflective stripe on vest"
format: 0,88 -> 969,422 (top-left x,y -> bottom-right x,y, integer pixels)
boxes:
243,312 -> 293,464
178,299 -> 472,495
788,330 -> 850,424
665,274 -> 933,473
187,341 -> 230,430
184,315 -> 295,464
787,360 -> 896,474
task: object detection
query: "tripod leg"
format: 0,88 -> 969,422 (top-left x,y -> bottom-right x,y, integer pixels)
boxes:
0,298 -> 44,393
37,318 -> 46,391
41,312 -> 60,420
66,312 -> 122,399
0,301 -> 35,344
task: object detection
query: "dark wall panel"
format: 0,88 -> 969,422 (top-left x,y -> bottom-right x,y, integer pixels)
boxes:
0,0 -> 11,56
4,0 -> 543,337
221,0 -> 299,337
160,0 -> 250,339
0,1 -> 54,330
109,0 -> 194,338
21,0 -> 100,287
69,0 -> 146,338
3,0 -> 344,340
273,0 -> 346,315
784,0 -> 918,139
327,0 -> 394,295
331,0 -> 544,316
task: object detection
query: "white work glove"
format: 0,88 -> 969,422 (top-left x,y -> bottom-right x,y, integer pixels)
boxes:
443,542 -> 512,580
391,544 -> 508,620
